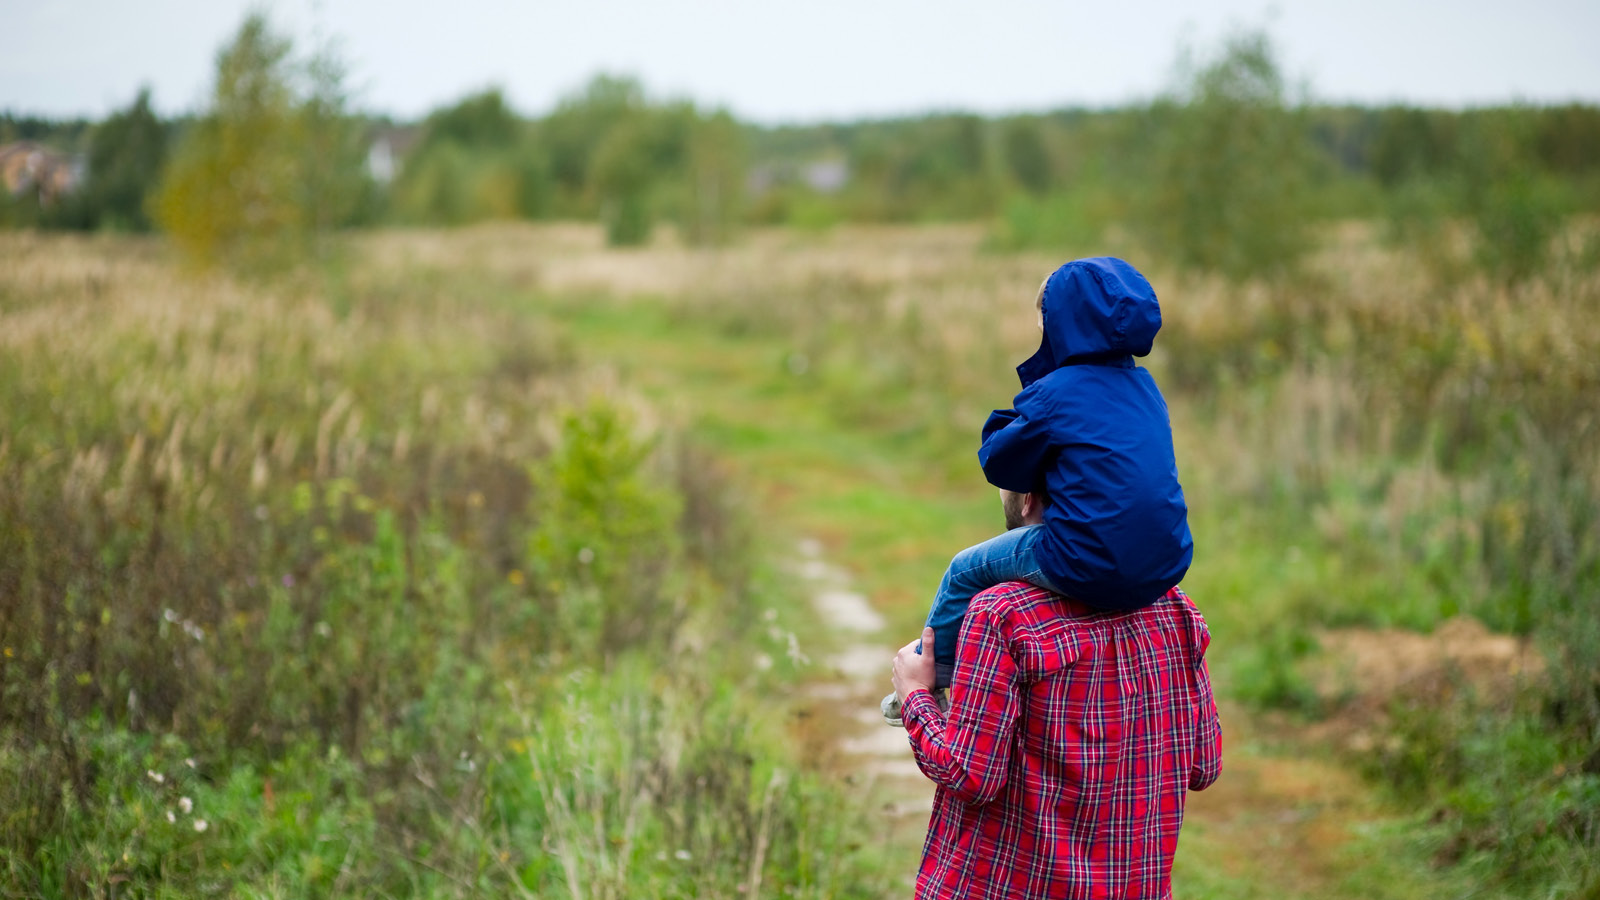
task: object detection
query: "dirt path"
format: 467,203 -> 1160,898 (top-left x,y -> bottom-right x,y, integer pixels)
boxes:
794,538 -> 931,794
788,538 -> 935,895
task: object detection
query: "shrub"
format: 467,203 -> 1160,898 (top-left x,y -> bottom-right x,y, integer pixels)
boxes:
526,405 -> 683,661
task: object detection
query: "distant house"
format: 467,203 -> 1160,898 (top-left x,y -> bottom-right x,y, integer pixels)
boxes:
745,156 -> 851,197
366,125 -> 419,184
802,159 -> 849,194
0,141 -> 83,205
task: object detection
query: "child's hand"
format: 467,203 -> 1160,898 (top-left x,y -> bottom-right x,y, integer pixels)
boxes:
892,627 -> 937,703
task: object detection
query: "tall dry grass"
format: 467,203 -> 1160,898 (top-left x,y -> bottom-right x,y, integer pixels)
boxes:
0,230 -> 874,898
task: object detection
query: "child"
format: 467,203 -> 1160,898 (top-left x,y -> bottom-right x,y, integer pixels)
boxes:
884,257 -> 1193,725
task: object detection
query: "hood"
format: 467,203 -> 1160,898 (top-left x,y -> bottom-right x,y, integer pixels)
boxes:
1016,257 -> 1162,387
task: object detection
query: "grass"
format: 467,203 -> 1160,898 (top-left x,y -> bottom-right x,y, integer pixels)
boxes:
5,220 -> 1595,896
0,231 -> 891,898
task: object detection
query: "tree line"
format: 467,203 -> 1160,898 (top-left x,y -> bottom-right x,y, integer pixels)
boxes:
4,16 -> 1597,279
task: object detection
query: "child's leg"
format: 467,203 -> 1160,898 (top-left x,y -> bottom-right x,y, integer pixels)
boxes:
923,524 -> 1052,687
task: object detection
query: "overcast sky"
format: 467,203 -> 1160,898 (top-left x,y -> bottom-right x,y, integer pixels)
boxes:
3,0 -> 1598,123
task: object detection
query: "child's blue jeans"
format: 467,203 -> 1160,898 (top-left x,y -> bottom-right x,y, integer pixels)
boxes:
920,524 -> 1061,688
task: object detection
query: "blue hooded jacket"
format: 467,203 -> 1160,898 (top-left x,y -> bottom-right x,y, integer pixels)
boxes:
978,257 -> 1192,609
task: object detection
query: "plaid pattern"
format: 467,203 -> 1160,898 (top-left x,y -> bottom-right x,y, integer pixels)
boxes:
903,584 -> 1220,900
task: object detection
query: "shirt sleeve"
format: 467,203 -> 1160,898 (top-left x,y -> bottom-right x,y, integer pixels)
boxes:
904,602 -> 1022,805
1188,624 -> 1223,791
977,405 -> 1053,495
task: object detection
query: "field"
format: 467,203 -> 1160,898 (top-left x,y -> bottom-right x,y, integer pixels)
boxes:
2,222 -> 1597,897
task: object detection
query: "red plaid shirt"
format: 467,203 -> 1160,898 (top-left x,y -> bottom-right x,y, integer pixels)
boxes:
903,584 -> 1221,900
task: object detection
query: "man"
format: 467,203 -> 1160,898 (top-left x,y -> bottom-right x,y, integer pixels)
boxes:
892,488 -> 1221,900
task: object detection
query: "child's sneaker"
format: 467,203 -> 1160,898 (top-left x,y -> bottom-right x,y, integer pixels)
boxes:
880,689 -> 950,727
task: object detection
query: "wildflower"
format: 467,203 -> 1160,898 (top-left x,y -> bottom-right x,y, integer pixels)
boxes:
507,569 -> 525,586
147,769 -> 164,784
785,632 -> 809,666
162,609 -> 179,623
314,622 -> 332,638
281,574 -> 295,588
166,810 -> 176,823
193,819 -> 208,833
178,796 -> 193,814
674,849 -> 691,861
577,547 -> 595,565
184,758 -> 196,769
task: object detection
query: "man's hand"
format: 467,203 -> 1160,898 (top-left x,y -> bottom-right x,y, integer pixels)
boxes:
893,627 -> 937,703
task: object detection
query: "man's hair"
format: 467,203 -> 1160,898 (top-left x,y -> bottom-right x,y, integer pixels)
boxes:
1003,488 -> 1052,531
1035,276 -> 1049,312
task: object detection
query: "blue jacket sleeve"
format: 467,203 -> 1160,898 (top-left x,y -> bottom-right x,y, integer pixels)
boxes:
978,399 -> 1054,494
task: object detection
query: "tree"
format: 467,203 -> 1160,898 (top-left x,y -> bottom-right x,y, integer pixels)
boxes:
389,89 -> 549,224
591,117 -> 657,245
297,41 -> 373,250
1002,118 -> 1053,196
153,14 -> 367,270
682,110 -> 745,245
67,88 -> 168,231
1137,30 -> 1318,281
539,75 -> 649,217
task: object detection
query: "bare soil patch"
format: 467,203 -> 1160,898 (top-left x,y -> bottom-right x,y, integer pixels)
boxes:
1304,616 -> 1542,751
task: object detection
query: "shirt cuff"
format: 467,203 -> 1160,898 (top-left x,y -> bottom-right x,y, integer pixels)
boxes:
902,688 -> 943,727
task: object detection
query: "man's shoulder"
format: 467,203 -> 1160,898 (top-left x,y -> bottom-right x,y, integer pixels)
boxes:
970,583 -> 1204,630
969,581 -> 1056,616
966,582 -> 1090,636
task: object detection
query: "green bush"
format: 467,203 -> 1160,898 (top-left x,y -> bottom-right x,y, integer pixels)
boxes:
1371,700 -> 1600,895
1468,172 -> 1567,285
527,406 -> 683,661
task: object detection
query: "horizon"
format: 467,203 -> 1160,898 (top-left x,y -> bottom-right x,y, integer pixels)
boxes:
3,0 -> 1598,126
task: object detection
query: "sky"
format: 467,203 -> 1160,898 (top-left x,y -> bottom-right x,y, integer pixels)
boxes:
3,0 -> 1598,123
